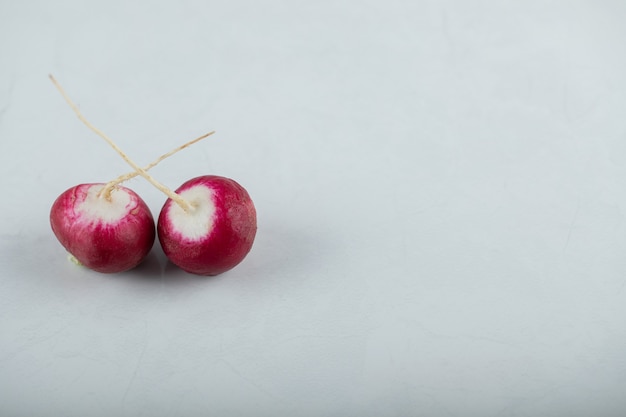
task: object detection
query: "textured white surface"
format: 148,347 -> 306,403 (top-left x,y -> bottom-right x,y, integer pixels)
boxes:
2,1 -> 626,416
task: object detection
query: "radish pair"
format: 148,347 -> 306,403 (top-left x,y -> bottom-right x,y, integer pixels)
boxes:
49,76 -> 257,276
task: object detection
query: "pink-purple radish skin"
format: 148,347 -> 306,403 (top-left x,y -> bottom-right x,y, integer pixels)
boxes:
50,184 -> 155,273
158,175 -> 257,276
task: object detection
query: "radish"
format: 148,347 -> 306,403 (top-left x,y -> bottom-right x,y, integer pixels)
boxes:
49,75 -> 214,274
158,175 -> 257,276
50,184 -> 155,273
50,75 -> 257,276
48,130 -> 210,274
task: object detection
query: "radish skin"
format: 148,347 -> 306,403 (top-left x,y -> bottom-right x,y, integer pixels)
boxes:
50,184 -> 155,273
157,175 -> 257,276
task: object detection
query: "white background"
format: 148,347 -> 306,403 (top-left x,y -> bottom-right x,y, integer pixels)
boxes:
1,1 -> 626,416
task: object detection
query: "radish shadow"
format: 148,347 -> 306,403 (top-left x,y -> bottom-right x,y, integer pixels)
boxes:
0,233 -> 165,280
118,248 -> 164,279
3,218 -> 335,287
157,220 -> 334,285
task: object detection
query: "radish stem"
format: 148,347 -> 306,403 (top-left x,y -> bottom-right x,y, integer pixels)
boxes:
99,131 -> 215,199
49,74 -> 194,212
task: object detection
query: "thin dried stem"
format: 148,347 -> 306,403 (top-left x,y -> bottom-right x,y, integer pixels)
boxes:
49,74 -> 193,212
99,131 -> 214,199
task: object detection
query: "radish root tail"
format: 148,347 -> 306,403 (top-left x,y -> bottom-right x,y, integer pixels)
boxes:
99,131 -> 215,199
49,74 -> 195,212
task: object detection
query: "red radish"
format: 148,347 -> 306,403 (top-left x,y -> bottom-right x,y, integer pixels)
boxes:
47,133 -> 210,274
158,175 -> 257,276
49,75 -> 214,274
50,183 -> 155,273
50,74 -> 256,276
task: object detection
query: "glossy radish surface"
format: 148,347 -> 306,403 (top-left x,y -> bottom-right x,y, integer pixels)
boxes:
50,183 -> 156,273
157,175 -> 257,276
